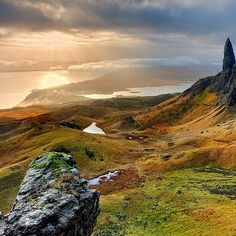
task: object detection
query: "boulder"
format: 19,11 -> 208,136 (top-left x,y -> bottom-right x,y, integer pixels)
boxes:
167,139 -> 175,147
85,148 -> 96,161
2,152 -> 100,236
161,154 -> 172,161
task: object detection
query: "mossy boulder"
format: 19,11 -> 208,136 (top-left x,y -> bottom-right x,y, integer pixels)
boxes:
3,152 -> 100,236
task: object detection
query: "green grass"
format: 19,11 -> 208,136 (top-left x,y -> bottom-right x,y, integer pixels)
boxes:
226,104 -> 236,118
0,126 -> 140,214
0,121 -> 235,235
0,124 -> 138,173
94,167 -> 236,236
193,166 -> 236,176
92,95 -> 177,111
0,164 -> 26,214
0,96 -> 235,235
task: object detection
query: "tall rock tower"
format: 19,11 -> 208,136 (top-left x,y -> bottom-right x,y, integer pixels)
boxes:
223,38 -> 235,71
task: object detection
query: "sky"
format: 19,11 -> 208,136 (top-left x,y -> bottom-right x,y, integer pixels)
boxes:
0,0 -> 235,73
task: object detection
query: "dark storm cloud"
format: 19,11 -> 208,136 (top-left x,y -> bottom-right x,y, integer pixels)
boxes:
0,0 -> 235,39
67,0 -> 235,36
0,0 -> 56,30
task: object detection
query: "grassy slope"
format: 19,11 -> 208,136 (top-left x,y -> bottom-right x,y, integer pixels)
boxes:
95,167 -> 236,236
0,126 -> 142,214
0,96 -> 166,213
136,91 -> 221,130
0,96 -> 235,235
0,164 -> 26,213
0,107 -> 48,121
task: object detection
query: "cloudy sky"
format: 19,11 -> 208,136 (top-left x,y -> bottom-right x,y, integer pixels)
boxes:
0,0 -> 235,72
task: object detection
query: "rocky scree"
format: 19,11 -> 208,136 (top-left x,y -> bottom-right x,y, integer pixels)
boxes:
1,152 -> 100,236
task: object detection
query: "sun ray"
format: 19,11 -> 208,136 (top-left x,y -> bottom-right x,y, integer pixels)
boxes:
38,72 -> 70,89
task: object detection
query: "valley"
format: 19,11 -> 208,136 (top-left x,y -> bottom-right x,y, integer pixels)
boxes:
0,92 -> 235,235
0,39 -> 236,235
1,1 -> 236,235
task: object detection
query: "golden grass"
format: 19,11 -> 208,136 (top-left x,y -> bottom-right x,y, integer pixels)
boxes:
0,95 -> 235,235
0,107 -> 48,120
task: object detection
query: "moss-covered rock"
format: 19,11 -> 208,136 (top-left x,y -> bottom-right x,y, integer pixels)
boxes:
3,152 -> 100,236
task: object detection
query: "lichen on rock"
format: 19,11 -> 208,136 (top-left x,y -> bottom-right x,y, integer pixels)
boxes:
2,152 -> 100,236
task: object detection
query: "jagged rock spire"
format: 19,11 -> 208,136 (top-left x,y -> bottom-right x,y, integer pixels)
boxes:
223,38 -> 235,71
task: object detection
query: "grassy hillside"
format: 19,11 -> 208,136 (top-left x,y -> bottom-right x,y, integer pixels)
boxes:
0,95 -> 172,213
0,95 -> 235,235
95,167 -> 236,236
136,91 -> 222,130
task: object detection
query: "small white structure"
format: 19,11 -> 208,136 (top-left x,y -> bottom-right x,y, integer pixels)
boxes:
83,122 -> 105,135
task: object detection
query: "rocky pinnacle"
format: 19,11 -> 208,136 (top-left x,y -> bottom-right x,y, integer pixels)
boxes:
223,38 -> 236,71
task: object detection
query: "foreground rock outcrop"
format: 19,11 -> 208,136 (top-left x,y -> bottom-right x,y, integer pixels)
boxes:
1,152 -> 100,236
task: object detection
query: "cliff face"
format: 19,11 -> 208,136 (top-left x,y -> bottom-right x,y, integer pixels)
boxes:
1,152 -> 100,236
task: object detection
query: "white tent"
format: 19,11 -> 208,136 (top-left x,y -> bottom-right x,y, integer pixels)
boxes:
83,122 -> 105,135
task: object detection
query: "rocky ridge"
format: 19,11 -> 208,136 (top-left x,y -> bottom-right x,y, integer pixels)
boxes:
183,38 -> 236,106
190,38 -> 236,105
137,39 -> 236,128
0,152 -> 100,236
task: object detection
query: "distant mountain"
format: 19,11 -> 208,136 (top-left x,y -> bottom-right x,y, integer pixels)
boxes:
137,38 -> 236,129
18,65 -> 219,107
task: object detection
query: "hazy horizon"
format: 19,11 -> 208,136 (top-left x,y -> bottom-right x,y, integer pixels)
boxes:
0,0 -> 234,108
0,64 -> 221,109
